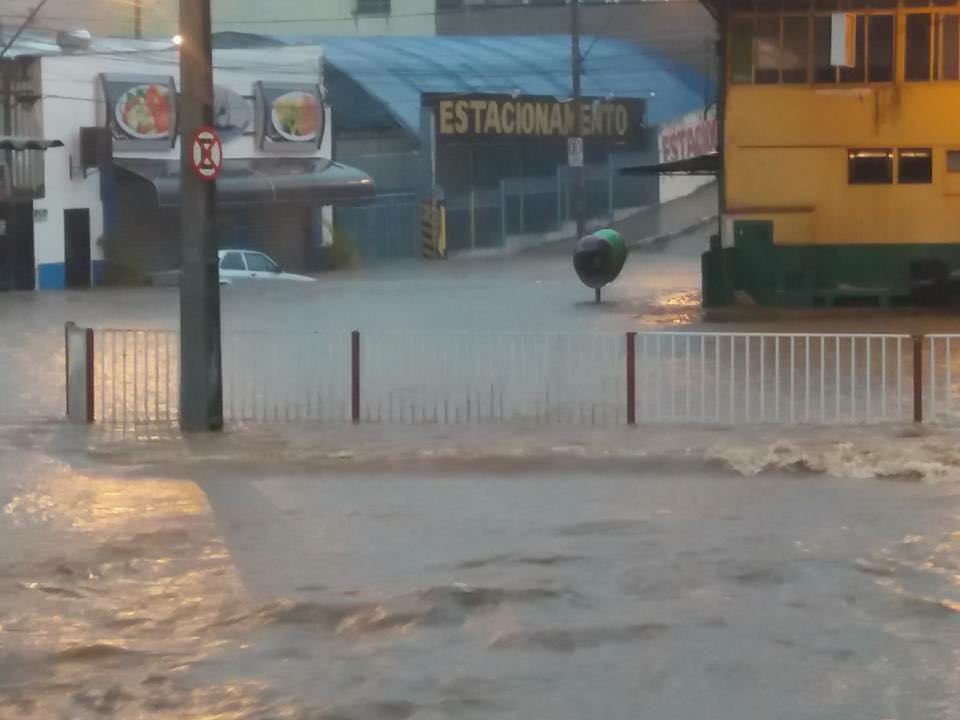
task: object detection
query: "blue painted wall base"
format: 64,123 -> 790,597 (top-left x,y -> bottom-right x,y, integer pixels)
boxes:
37,263 -> 65,290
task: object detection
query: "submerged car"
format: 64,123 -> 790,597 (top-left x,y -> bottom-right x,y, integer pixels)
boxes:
217,249 -> 315,285
151,249 -> 316,286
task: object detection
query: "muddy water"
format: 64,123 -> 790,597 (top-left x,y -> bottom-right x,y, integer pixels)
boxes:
1,424 -> 958,719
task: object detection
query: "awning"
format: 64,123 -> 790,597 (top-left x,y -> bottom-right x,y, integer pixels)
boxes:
114,157 -> 375,206
0,135 -> 64,151
620,152 -> 719,176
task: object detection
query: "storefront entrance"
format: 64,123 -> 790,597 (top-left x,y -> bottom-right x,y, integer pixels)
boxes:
64,209 -> 92,288
0,203 -> 36,291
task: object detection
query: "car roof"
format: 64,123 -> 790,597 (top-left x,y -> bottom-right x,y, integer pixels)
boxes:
219,249 -> 266,256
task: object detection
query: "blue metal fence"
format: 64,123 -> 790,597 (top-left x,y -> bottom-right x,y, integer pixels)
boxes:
334,193 -> 420,262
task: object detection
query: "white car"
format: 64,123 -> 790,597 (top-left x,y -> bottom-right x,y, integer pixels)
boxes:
217,249 -> 315,285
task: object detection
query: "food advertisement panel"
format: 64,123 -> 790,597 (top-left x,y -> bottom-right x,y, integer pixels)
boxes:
254,82 -> 324,151
99,74 -> 177,150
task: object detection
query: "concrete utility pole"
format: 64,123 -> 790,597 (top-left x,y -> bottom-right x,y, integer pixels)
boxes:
178,0 -> 223,431
134,0 -> 143,39
570,0 -> 586,242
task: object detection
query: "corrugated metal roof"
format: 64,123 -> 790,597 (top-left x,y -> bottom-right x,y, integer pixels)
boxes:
217,33 -> 713,132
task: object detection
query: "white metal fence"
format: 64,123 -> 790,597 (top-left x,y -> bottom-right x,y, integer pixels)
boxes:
94,329 -> 179,425
631,333 -> 913,424
925,335 -> 960,423
83,328 -> 949,428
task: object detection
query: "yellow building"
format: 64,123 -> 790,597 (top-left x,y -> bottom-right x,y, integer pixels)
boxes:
704,0 -> 960,306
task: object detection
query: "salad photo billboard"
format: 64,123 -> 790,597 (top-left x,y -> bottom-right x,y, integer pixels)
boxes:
254,82 -> 324,151
99,74 -> 178,150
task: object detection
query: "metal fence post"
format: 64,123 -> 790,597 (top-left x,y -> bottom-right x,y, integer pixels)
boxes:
608,154 -> 615,223
500,179 -> 507,244
65,322 -> 95,424
519,176 -> 525,233
352,330 -> 361,424
626,331 -> 636,425
913,334 -> 923,423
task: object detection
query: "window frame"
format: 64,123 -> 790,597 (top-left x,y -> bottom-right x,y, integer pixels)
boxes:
729,4 -> 897,85
898,147 -> 934,182
848,147 -> 895,184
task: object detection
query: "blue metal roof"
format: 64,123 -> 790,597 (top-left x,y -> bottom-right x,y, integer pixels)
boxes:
226,34 -> 712,135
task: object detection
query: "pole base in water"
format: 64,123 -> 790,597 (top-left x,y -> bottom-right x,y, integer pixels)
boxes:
595,287 -> 602,304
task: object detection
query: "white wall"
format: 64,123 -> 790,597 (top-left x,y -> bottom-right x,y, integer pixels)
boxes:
658,106 -> 717,205
34,46 -> 334,284
36,57 -> 106,273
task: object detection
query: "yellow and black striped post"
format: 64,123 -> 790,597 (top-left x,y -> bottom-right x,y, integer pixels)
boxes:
421,201 -> 447,260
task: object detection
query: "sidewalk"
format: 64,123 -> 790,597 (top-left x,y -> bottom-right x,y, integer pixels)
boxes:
615,181 -> 718,251
511,181 -> 718,258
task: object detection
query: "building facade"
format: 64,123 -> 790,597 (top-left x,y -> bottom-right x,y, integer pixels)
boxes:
706,0 -> 960,306
0,34 -> 374,291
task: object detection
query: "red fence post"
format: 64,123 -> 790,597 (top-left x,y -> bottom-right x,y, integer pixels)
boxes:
351,330 -> 361,424
86,328 -> 95,423
913,335 -> 923,423
626,331 -> 636,425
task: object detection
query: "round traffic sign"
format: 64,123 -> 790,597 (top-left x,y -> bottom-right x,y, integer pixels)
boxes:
190,127 -> 223,181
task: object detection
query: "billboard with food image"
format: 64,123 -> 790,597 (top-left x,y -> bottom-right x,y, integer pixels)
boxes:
99,74 -> 177,150
254,82 -> 324,150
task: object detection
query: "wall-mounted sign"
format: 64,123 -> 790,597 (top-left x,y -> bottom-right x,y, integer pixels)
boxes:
659,106 -> 717,164
254,82 -> 324,150
428,93 -> 645,140
99,74 -> 178,150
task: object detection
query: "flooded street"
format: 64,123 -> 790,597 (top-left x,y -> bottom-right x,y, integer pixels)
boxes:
1,423 -> 959,719
2,242 -> 960,718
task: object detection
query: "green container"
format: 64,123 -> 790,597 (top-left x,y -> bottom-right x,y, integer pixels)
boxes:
593,229 -> 627,279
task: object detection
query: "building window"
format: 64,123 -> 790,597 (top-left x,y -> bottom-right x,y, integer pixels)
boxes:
357,0 -> 391,15
813,15 -> 837,81
848,148 -> 893,184
755,16 -> 781,83
905,13 -> 932,80
867,14 -> 894,80
947,149 -> 960,172
733,10 -> 891,84
899,148 -> 933,182
941,14 -> 960,78
731,18 -> 755,82
782,16 -> 811,82
838,15 -> 866,82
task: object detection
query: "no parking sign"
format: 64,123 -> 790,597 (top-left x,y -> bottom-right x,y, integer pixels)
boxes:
190,127 -> 223,181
